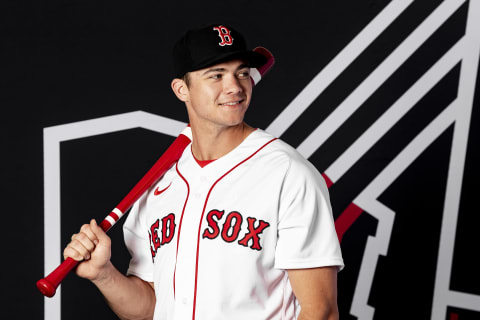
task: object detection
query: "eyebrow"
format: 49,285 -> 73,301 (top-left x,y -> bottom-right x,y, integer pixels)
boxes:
201,63 -> 250,76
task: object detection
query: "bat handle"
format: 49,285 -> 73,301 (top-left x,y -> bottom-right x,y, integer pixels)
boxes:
36,216 -> 113,297
36,257 -> 79,297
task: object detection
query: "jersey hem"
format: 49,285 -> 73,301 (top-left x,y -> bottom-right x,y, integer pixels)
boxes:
274,257 -> 345,271
126,268 -> 154,282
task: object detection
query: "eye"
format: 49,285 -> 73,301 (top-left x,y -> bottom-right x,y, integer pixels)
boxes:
209,73 -> 222,80
237,70 -> 250,79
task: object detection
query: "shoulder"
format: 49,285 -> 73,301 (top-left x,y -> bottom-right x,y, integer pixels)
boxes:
249,130 -> 327,187
253,130 -> 319,171
248,129 -> 297,160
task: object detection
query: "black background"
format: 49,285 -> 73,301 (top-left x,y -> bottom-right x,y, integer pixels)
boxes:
2,0 -> 479,319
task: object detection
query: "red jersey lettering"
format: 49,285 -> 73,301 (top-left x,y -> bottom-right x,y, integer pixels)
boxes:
238,217 -> 270,251
202,209 -> 225,239
161,213 -> 176,245
221,211 -> 243,242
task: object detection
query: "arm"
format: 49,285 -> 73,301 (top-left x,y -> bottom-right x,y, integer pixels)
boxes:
64,219 -> 156,320
287,267 -> 339,320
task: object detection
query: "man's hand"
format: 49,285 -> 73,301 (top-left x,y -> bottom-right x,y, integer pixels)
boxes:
63,219 -> 155,319
63,219 -> 112,281
287,266 -> 339,320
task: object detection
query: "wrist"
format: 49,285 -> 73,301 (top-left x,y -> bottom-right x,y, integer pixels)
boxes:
91,261 -> 116,286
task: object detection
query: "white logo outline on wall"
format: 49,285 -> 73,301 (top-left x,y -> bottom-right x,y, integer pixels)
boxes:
265,0 -> 480,319
43,111 -> 187,320
42,1 -> 480,318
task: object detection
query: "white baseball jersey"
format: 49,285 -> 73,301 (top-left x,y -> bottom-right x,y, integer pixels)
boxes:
123,129 -> 344,320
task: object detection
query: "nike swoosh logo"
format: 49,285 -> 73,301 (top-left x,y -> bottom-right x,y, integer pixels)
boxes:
154,182 -> 171,196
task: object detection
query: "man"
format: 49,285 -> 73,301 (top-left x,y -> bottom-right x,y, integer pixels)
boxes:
64,24 -> 344,320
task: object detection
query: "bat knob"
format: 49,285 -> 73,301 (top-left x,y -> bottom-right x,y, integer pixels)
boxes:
36,278 -> 57,298
36,257 -> 79,297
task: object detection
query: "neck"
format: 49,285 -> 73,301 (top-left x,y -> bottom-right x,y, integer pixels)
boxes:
190,122 -> 255,160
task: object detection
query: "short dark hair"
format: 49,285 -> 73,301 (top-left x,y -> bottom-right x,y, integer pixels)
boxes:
183,72 -> 191,87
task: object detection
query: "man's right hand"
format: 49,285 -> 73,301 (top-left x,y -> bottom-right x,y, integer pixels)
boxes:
63,219 -> 112,281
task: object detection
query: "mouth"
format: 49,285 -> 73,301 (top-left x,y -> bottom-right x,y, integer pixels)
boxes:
218,99 -> 245,107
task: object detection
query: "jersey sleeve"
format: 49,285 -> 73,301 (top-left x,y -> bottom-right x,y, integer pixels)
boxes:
123,192 -> 155,282
274,153 -> 344,271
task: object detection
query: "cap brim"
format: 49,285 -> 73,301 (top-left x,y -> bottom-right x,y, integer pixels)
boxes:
190,50 -> 268,74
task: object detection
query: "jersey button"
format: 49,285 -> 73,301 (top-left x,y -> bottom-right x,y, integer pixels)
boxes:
182,297 -> 188,304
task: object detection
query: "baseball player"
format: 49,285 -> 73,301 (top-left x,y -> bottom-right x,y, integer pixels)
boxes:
63,24 -> 344,320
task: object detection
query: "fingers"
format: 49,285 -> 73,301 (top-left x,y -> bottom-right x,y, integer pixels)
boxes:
80,222 -> 99,245
63,219 -> 103,262
62,219 -> 113,280
89,219 -> 111,247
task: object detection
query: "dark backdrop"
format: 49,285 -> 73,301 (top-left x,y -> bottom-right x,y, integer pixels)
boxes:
2,0 -> 479,319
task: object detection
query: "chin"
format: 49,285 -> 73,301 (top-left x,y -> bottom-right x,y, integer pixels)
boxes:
218,112 -> 247,126
218,117 -> 245,127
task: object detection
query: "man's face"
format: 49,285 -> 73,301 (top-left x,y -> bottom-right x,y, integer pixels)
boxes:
183,59 -> 253,129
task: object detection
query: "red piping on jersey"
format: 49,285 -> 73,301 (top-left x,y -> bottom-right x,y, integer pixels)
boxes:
191,137 -> 278,320
173,163 -> 191,298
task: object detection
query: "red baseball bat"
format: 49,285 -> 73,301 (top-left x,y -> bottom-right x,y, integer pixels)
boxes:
37,127 -> 192,298
37,47 -> 275,298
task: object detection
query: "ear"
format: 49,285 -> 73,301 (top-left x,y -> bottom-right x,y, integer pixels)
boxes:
171,78 -> 189,102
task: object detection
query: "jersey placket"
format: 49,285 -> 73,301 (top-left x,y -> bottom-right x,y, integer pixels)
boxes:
174,162 -> 213,320
173,135 -> 279,319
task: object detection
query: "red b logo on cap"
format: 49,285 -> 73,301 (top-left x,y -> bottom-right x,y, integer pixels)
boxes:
213,26 -> 234,46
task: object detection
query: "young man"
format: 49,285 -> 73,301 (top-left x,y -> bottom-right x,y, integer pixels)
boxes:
64,24 -> 344,320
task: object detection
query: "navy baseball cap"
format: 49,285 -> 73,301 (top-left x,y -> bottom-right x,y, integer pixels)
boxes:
172,24 -> 268,78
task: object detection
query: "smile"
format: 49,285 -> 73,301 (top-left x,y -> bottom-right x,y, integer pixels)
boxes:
219,99 -> 244,106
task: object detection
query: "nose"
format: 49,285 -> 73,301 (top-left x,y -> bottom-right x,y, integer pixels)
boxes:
223,74 -> 244,94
